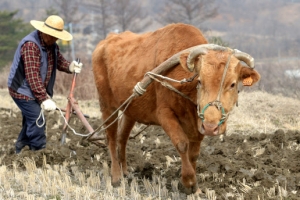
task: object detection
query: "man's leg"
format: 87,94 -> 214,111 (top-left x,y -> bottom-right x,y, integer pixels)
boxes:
15,114 -> 30,153
13,98 -> 46,153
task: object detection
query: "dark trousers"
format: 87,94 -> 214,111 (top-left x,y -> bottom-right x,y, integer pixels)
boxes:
12,98 -> 46,153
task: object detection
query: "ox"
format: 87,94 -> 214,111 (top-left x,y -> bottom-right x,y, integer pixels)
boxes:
91,23 -> 260,194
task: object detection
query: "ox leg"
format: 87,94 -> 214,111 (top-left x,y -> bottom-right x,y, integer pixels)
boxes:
158,112 -> 198,194
102,111 -> 122,186
188,141 -> 201,171
117,115 -> 135,176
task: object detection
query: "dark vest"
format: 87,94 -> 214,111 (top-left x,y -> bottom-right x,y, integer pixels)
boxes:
7,30 -> 58,98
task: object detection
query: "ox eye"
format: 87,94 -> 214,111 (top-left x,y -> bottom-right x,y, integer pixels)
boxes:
230,82 -> 236,88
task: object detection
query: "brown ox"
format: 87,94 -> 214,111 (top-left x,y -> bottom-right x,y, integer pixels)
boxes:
91,23 -> 260,194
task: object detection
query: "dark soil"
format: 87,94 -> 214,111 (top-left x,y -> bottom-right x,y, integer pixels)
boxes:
0,107 -> 299,199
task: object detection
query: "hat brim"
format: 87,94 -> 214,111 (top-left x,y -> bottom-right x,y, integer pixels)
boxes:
30,20 -> 73,41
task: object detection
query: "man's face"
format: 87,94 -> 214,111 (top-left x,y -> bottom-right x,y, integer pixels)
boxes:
41,33 -> 58,46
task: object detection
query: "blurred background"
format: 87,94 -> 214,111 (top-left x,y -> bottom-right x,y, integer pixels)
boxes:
0,0 -> 299,99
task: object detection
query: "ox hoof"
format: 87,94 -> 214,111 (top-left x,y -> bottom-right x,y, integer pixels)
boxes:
179,181 -> 199,195
111,179 -> 121,187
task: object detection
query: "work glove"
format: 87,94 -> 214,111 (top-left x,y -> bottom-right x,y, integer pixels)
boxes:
69,60 -> 83,73
41,99 -> 57,111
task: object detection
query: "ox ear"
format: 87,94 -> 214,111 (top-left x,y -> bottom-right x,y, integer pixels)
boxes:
179,52 -> 201,72
239,66 -> 261,86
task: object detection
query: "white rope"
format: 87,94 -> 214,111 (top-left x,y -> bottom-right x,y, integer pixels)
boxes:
36,107 -> 95,137
53,94 -> 135,139
35,93 -> 135,142
36,72 -> 193,138
36,109 -> 45,128
145,72 -> 196,103
88,94 -> 136,137
145,72 -> 193,84
56,107 -> 95,137
134,82 -> 147,96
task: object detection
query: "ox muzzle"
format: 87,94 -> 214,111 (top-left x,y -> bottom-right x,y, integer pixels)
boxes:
197,100 -> 227,126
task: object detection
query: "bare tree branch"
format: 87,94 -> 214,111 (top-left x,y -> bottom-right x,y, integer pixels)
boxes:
111,0 -> 152,32
53,0 -> 84,24
157,0 -> 217,28
82,0 -> 115,39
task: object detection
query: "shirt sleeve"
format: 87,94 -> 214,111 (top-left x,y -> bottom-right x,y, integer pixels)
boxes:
21,42 -> 48,104
56,45 -> 72,73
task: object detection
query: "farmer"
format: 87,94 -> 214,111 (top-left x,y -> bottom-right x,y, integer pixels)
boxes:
7,15 -> 83,154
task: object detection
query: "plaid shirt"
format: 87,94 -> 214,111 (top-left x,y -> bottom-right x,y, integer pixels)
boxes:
9,31 -> 71,104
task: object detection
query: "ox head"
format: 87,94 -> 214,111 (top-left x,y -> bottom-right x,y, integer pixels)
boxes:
177,44 -> 260,136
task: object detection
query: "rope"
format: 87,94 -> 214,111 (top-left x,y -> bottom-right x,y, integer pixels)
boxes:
36,107 -> 91,137
86,93 -> 137,139
36,109 -> 45,128
86,72 -> 197,139
134,82 -> 147,96
35,93 -> 136,141
146,72 -> 196,104
145,72 -> 197,84
129,125 -> 150,139
56,107 -> 95,137
215,53 -> 233,101
36,72 -> 197,139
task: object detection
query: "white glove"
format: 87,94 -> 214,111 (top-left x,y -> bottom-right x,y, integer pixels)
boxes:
69,60 -> 83,73
41,99 -> 57,111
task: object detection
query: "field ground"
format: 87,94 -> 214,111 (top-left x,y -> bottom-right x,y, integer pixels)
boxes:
0,88 -> 299,199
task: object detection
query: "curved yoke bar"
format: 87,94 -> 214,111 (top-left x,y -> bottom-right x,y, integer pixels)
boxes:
134,44 -> 255,96
134,44 -> 230,96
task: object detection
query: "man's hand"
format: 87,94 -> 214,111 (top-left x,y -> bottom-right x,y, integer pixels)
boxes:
69,60 -> 83,73
41,99 -> 56,111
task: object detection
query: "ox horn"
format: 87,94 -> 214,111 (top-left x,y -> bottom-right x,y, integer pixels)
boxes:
186,44 -> 229,72
233,49 -> 255,68
186,44 -> 255,71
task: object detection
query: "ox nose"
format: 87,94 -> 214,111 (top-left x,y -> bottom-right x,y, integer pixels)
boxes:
202,122 -> 219,136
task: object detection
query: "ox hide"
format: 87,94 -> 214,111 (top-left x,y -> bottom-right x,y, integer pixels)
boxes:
92,23 -> 260,194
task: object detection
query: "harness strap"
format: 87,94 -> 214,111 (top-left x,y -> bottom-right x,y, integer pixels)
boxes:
147,74 -> 195,104
216,52 -> 233,101
199,52 -> 233,126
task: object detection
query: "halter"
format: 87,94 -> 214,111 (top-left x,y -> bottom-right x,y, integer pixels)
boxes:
197,52 -> 233,126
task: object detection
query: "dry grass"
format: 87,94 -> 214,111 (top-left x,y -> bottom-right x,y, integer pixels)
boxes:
0,155 -> 294,199
0,157 -> 206,200
227,89 -> 300,135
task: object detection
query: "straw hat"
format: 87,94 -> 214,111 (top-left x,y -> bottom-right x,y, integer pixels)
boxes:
30,15 -> 73,41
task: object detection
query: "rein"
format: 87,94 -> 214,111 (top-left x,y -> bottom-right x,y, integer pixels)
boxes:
85,71 -> 196,139
145,72 -> 198,104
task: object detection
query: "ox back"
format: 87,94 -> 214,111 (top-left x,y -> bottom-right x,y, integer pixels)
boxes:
93,23 -> 205,124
